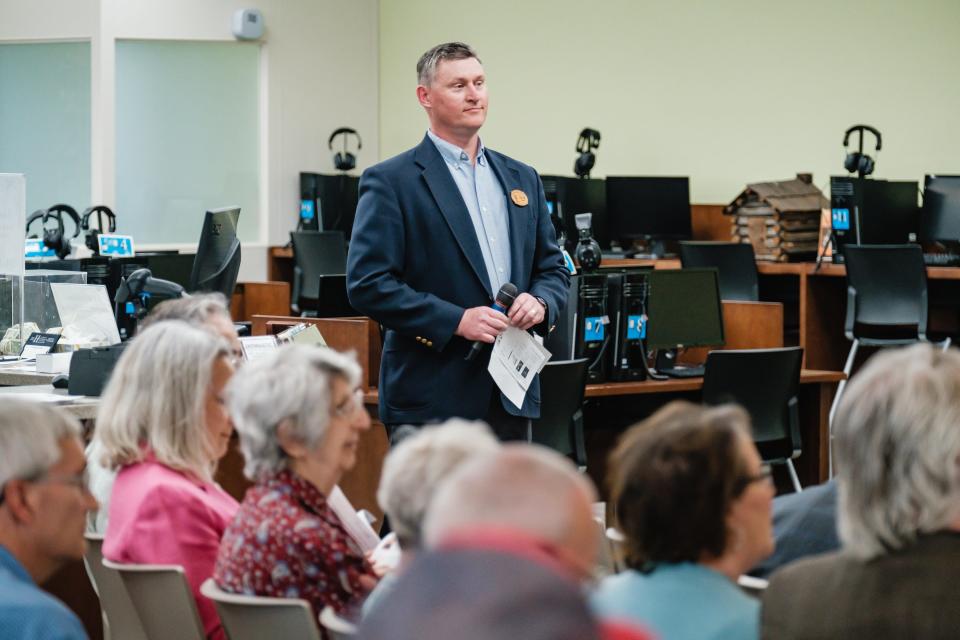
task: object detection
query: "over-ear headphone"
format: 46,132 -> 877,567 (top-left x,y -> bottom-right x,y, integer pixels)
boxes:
573,212 -> 602,271
328,127 -> 362,172
843,124 -> 882,178
574,128 -> 601,179
82,205 -> 118,253
25,204 -> 81,259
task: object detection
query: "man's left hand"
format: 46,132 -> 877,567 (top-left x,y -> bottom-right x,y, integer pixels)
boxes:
508,292 -> 545,330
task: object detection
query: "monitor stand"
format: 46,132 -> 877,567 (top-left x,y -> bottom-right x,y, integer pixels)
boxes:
630,237 -> 675,260
654,348 -> 704,378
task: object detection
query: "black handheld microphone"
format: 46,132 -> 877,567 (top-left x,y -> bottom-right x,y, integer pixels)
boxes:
465,282 -> 518,361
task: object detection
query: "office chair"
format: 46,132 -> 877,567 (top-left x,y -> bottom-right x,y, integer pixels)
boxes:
527,359 -> 589,469
702,346 -> 804,493
290,231 -> 347,315
827,244 -> 949,475
82,533 -> 148,640
200,578 -> 323,640
679,241 -> 760,301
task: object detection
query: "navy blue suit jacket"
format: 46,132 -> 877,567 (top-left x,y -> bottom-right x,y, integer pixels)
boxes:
347,135 -> 569,425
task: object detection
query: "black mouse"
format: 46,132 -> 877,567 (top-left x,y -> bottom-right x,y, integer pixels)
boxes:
51,374 -> 70,390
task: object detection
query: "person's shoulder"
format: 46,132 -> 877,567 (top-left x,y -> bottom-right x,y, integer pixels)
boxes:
0,584 -> 87,639
485,147 -> 538,177
363,143 -> 423,178
766,548 -> 848,597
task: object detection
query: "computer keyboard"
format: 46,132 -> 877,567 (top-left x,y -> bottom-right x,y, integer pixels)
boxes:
657,364 -> 705,378
923,253 -> 960,267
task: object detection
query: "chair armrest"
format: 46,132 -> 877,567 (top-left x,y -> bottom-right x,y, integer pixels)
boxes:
844,286 -> 857,341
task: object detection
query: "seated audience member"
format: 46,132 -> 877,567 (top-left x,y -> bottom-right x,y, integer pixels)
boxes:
763,344 -> 960,638
87,292 -> 242,532
140,292 -> 243,358
750,478 -> 838,578
0,402 -> 97,640
363,420 -> 501,615
95,321 -> 238,640
214,345 -> 377,616
592,401 -> 774,640
360,445 -> 652,640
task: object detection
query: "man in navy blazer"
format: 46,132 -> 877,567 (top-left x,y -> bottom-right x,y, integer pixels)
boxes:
347,42 -> 569,437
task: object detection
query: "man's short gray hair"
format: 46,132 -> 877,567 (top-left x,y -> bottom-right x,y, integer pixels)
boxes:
227,345 -> 362,481
416,41 -> 481,86
0,401 -> 81,489
94,320 -> 231,481
142,292 -> 231,329
423,444 -> 597,548
835,343 -> 960,558
377,420 -> 500,548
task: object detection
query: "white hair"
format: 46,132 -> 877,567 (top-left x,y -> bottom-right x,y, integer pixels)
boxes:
227,345 -> 361,481
377,420 -> 500,548
93,320 -> 231,482
0,401 -> 80,489
423,444 -> 597,549
835,343 -> 960,558
142,292 -> 232,328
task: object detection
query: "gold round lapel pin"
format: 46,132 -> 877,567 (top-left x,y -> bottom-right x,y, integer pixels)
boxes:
510,189 -> 529,207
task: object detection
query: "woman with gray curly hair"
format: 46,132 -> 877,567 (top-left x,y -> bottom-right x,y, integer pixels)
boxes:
214,344 -> 377,618
763,343 -> 960,638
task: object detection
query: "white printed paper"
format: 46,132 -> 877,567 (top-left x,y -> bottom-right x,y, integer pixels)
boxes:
327,485 -> 381,553
487,326 -> 552,409
239,335 -> 278,361
50,283 -> 121,346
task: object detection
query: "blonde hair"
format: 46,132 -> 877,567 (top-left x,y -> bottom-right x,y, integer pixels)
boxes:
93,320 -> 230,481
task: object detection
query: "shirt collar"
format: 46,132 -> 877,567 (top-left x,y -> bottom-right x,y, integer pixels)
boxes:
265,468 -> 329,515
427,129 -> 487,168
0,544 -> 34,586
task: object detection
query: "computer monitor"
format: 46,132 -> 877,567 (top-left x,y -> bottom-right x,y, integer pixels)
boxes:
646,268 -> 724,350
540,175 -> 609,251
189,207 -> 241,299
920,175 -> 960,244
605,176 -> 691,256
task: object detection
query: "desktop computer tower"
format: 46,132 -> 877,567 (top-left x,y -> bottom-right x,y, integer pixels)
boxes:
543,273 -> 611,383
299,172 -> 360,240
608,272 -> 649,381
830,177 -> 919,263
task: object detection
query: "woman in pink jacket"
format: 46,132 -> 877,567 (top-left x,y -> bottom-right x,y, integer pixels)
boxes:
93,320 -> 238,640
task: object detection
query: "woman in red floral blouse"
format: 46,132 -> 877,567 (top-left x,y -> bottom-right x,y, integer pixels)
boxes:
213,345 -> 377,617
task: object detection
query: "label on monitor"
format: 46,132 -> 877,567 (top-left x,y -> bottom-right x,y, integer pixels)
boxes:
24,239 -> 55,258
300,199 -> 316,221
98,234 -> 135,257
831,207 -> 851,231
584,316 -> 605,342
626,314 -> 646,340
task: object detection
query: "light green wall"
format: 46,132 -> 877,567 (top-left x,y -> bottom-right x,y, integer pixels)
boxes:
379,0 -> 960,203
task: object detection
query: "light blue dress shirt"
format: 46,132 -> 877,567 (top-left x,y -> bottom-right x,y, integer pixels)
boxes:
591,563 -> 759,640
427,130 -> 512,294
0,544 -> 88,639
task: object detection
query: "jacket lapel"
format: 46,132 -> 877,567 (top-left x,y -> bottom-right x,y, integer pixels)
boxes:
415,136 -> 493,299
486,151 -> 532,288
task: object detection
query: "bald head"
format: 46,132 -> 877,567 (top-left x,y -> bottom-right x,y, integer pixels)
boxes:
423,444 -> 599,574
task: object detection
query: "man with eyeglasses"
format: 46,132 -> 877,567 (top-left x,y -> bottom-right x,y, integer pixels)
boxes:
0,400 -> 97,639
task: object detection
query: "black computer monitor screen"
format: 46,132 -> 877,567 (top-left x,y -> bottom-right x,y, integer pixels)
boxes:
921,175 -> 960,244
646,268 -> 724,350
189,207 -> 241,299
541,175 -> 609,251
605,176 -> 691,248
145,253 -> 196,290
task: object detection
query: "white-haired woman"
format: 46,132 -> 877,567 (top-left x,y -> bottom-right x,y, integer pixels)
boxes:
214,345 -> 377,617
95,321 -> 238,640
362,420 -> 500,615
763,343 -> 960,638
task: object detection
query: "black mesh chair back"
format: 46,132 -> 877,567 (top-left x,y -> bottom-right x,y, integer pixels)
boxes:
530,358 -> 589,465
290,231 -> 347,308
679,241 -> 759,301
702,347 -> 803,489
843,244 -> 927,341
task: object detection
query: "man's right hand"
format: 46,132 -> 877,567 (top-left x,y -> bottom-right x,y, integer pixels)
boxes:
455,306 -> 509,344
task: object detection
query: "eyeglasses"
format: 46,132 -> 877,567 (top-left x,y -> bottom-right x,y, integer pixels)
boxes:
332,388 -> 365,418
734,464 -> 773,494
0,468 -> 92,506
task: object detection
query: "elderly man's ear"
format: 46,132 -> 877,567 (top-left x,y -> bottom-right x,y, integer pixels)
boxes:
276,419 -> 310,460
1,480 -> 39,525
